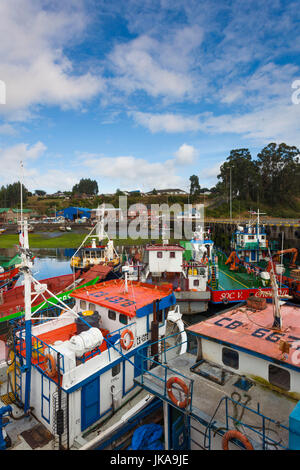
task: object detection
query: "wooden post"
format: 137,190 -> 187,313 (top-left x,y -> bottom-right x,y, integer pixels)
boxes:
150,300 -> 159,365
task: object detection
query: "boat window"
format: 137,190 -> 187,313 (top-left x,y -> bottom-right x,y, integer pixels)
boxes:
157,252 -> 163,258
108,310 -> 116,321
112,363 -> 121,377
268,365 -> 290,391
80,300 -> 86,310
222,347 -> 239,370
170,252 -> 175,258
119,314 -> 128,325
88,303 -> 96,311
193,280 -> 199,286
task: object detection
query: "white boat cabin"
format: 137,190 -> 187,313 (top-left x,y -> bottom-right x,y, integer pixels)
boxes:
10,280 -> 176,448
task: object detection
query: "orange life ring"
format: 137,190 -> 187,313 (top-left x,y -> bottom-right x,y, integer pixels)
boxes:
166,376 -> 190,408
120,329 -> 134,350
222,430 -> 253,450
44,354 -> 57,378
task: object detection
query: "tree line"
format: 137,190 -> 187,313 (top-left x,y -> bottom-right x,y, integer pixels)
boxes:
212,142 -> 300,206
0,183 -> 29,207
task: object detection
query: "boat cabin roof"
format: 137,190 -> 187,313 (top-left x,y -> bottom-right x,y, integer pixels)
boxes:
146,244 -> 184,251
71,279 -> 175,318
187,302 -> 300,369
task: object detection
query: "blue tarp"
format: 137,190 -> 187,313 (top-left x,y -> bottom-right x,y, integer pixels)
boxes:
129,424 -> 164,450
56,207 -> 92,220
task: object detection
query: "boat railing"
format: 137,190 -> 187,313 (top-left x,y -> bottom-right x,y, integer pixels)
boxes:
13,324 -> 66,377
205,394 -> 291,450
136,331 -> 193,412
135,331 -> 294,450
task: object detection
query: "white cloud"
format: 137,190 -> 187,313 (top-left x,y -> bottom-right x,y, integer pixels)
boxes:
108,26 -> 203,101
131,99 -> 300,146
0,141 -> 47,184
197,103 -> 300,145
131,111 -> 201,133
0,124 -> 16,135
0,0 -> 104,118
82,154 -> 183,190
174,144 -> 198,165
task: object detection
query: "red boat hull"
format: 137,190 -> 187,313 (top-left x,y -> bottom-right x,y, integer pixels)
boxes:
209,286 -> 290,304
0,272 -> 80,318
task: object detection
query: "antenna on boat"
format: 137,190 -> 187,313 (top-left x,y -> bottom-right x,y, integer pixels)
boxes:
122,265 -> 129,293
268,248 -> 282,330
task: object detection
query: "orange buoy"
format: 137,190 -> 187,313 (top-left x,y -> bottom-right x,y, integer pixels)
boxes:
222,430 -> 253,450
166,376 -> 190,408
44,354 -> 57,378
120,329 -> 134,350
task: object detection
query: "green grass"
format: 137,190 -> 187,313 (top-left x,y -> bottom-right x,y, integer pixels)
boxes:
0,233 -> 180,249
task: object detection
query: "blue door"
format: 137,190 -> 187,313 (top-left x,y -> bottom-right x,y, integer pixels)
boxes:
81,376 -> 100,431
172,415 -> 189,449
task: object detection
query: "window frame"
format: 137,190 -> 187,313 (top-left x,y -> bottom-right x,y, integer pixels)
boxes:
222,347 -> 239,370
108,309 -> 116,321
268,364 -> 290,391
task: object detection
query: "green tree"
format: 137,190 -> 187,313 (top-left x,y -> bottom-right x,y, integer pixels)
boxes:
189,175 -> 201,201
35,190 -> 46,196
218,149 -> 257,201
256,143 -> 300,204
0,182 -> 29,207
72,178 -> 99,195
115,188 -> 125,196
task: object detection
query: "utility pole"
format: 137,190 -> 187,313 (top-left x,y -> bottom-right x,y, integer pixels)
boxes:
229,167 -> 232,221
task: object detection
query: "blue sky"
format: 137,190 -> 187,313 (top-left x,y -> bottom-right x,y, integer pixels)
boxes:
0,0 -> 299,194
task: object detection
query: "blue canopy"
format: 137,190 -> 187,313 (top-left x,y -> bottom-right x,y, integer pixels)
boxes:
56,207 -> 92,220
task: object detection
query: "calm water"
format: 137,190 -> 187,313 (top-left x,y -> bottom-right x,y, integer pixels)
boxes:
0,248 -> 75,285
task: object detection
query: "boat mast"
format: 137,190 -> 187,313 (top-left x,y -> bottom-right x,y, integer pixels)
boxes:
20,217 -> 33,413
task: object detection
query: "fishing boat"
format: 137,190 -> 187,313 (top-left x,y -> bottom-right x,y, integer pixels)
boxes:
181,219 -> 290,305
229,209 -> 278,263
226,209 -> 300,301
70,205 -> 120,275
0,254 -> 22,292
135,271 -> 300,450
257,248 -> 300,302
0,219 -> 183,450
124,233 -> 210,315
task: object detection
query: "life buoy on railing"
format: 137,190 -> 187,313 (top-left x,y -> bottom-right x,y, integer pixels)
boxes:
44,354 -> 57,378
166,376 -> 190,408
222,430 -> 253,450
120,329 -> 134,350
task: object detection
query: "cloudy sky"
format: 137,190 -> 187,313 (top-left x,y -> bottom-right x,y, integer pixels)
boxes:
0,0 -> 299,194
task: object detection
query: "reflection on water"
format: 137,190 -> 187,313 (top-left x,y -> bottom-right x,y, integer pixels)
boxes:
26,248 -> 74,283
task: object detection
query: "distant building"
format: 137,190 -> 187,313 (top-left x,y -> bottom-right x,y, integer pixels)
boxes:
146,189 -> 188,196
0,208 -> 35,223
123,190 -> 143,196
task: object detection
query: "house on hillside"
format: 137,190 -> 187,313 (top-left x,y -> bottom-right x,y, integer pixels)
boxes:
146,188 -> 188,196
0,208 -> 35,223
